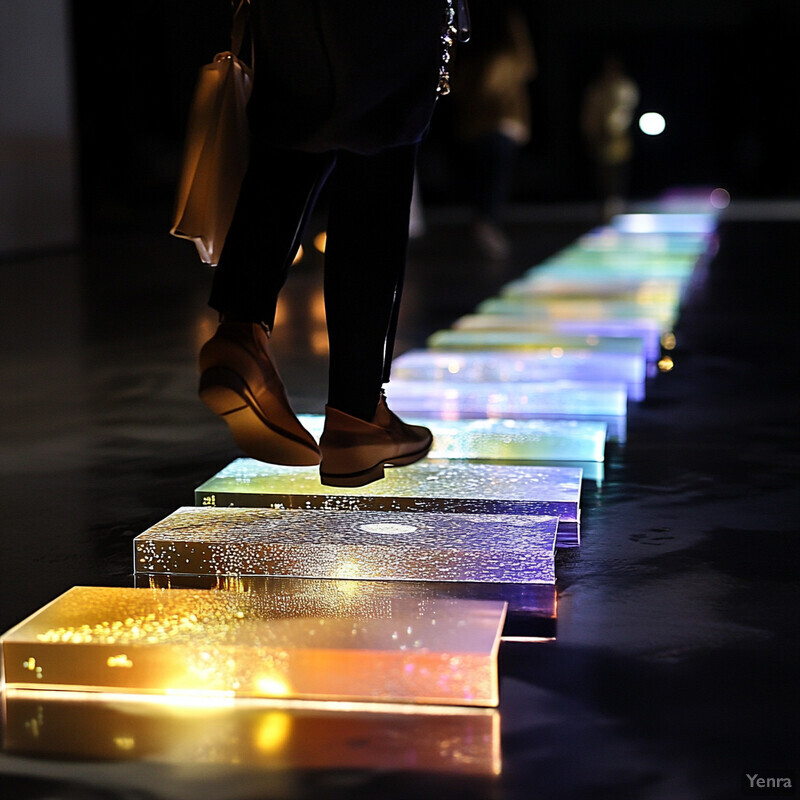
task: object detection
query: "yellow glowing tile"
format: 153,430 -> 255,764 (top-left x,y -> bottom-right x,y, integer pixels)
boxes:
2,690 -> 500,774
1,587 -> 506,707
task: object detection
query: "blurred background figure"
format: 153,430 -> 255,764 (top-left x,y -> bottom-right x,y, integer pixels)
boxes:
451,0 -> 537,260
581,54 -> 639,220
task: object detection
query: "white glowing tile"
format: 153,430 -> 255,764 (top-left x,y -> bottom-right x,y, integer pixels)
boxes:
134,575 -> 559,642
301,414 -> 606,462
385,372 -> 627,416
453,314 -> 663,362
1,586 -> 506,707
477,296 -> 678,326
611,212 -> 718,234
135,507 -> 559,584
393,349 -> 645,401
2,691 -> 501,773
194,459 -> 581,545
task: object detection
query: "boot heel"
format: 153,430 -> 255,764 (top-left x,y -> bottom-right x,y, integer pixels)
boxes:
319,462 -> 385,488
199,367 -> 248,416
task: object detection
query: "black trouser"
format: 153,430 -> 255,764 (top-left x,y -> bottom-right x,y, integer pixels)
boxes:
209,141 -> 419,421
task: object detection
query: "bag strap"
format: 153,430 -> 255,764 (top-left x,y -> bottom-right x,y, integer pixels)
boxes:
231,0 -> 253,64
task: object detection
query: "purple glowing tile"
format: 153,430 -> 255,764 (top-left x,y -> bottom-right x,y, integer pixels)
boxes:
194,458 -> 582,547
403,347 -> 645,400
1,586 -> 506,707
384,376 -> 628,417
135,506 -> 559,585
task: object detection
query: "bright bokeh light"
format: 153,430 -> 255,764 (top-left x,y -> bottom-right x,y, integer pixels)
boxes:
710,187 -> 731,209
639,112 -> 666,136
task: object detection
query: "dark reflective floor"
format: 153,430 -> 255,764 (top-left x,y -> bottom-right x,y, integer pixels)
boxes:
1,202 -> 799,799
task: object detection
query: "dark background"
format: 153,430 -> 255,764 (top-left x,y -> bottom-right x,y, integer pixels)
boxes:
68,0 -> 800,235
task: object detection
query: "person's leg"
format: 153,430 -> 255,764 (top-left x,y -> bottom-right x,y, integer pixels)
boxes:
209,144 -> 335,327
199,145 -> 336,466
318,143 -> 432,486
322,143 -> 419,421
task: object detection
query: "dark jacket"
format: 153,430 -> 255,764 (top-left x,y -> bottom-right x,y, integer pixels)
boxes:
246,0 -> 446,154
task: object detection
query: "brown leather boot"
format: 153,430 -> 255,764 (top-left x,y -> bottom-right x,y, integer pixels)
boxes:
319,392 -> 432,486
199,322 -> 321,466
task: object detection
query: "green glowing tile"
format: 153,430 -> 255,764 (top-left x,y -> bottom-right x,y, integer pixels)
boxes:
477,296 -> 678,325
1,586 -> 506,707
2,691 -> 501,773
134,506 -> 559,584
300,415 -> 607,463
501,278 -> 684,306
194,458 -> 582,547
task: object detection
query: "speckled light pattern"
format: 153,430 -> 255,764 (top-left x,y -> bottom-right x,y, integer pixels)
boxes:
393,349 -> 645,400
133,506 -> 558,584
384,378 -> 627,417
299,415 -> 607,462
1,586 -> 506,706
3,692 -> 501,773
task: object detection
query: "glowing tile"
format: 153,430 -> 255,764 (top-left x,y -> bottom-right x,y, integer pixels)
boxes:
393,349 -> 645,401
384,377 -> 627,417
611,212 -> 718,234
134,575 -> 559,642
427,330 -> 645,356
477,296 -> 678,326
501,278 -> 684,307
1,586 -> 506,707
195,458 -> 581,541
301,414 -> 607,463
576,226 -> 712,255
135,506 -> 558,584
453,314 -> 663,361
2,690 -> 501,774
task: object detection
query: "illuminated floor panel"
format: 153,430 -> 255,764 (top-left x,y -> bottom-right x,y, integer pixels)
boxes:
501,278 -> 684,307
576,226 -> 713,254
393,349 -> 644,401
478,296 -> 678,325
427,330 -> 646,356
453,314 -> 664,361
134,575 -> 559,642
611,212 -> 718,234
302,414 -> 606,463
2,690 -> 501,773
134,506 -> 559,585
385,377 -> 627,417
195,458 -> 582,546
1,586 -> 506,707
525,258 -> 698,281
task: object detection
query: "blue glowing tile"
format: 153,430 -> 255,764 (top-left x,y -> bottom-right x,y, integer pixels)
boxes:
135,506 -> 558,585
3,691 -> 501,773
194,458 -> 582,546
392,348 -> 647,400
383,380 -> 626,442
300,414 -> 607,462
135,575 -> 559,643
576,226 -> 713,255
1,586 -> 506,707
453,314 -> 664,362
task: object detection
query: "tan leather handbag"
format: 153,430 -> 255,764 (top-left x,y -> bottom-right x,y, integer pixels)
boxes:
170,1 -> 252,265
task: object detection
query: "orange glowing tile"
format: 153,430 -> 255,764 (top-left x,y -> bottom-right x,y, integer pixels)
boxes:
1,586 -> 506,707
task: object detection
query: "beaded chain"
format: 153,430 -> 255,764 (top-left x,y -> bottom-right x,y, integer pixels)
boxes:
437,0 -> 458,96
